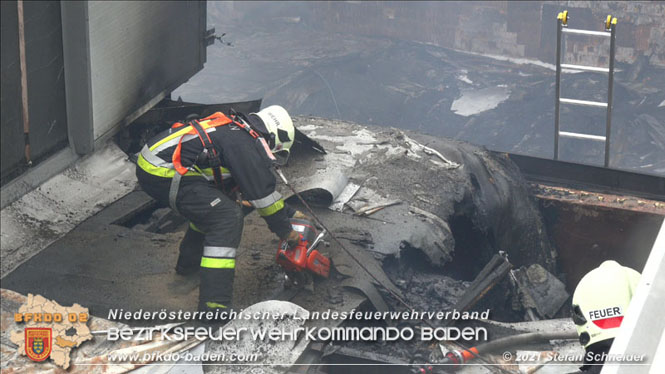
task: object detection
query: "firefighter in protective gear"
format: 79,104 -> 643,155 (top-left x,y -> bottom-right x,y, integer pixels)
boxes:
571,260 -> 640,372
136,105 -> 303,314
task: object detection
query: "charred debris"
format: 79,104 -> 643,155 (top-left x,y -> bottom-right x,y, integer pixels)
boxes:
112,102 -> 579,372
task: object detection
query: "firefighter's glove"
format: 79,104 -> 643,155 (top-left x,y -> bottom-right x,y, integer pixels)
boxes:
285,229 -> 303,250
293,210 -> 311,221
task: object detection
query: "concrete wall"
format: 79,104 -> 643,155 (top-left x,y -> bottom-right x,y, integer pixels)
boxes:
307,1 -> 665,68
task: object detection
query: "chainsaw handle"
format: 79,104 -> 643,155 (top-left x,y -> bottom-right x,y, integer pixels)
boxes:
306,229 -> 327,255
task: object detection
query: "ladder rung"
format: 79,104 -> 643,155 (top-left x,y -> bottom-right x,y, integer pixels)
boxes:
562,28 -> 610,37
559,131 -> 606,142
560,98 -> 608,108
561,64 -> 609,73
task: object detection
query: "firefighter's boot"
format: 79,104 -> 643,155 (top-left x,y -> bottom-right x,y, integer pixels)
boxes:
198,265 -> 235,324
175,224 -> 204,275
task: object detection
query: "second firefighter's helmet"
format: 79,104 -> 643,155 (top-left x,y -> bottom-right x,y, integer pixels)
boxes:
571,260 -> 640,348
251,105 -> 295,165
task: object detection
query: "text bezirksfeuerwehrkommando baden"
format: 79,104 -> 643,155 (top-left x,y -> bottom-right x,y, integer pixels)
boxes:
106,325 -> 488,342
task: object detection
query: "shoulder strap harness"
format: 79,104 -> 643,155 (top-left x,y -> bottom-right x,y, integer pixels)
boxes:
170,111 -> 273,189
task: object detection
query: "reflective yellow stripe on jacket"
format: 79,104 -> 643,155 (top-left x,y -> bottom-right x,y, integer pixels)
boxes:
138,154 -> 231,178
251,191 -> 285,217
137,154 -> 201,178
148,119 -> 218,153
138,122 -> 231,179
257,200 -> 285,217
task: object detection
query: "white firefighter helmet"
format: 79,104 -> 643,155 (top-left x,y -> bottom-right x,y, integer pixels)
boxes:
252,105 -> 295,165
571,260 -> 640,348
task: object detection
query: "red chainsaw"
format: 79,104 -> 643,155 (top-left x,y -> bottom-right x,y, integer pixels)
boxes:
276,218 -> 330,286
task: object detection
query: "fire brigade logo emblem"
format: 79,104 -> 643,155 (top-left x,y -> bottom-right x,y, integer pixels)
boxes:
25,328 -> 52,362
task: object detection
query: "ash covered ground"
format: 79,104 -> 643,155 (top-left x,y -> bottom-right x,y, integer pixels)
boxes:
174,4 -> 665,175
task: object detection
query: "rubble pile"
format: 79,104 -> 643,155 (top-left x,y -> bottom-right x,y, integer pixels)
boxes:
214,116 -> 571,371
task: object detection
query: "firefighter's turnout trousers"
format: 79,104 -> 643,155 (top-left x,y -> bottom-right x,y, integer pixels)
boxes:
138,170 -> 241,311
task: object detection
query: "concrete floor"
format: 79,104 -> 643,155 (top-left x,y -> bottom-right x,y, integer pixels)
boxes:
2,191 -> 198,317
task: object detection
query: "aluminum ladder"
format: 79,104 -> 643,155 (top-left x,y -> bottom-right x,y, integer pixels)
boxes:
554,10 -> 618,167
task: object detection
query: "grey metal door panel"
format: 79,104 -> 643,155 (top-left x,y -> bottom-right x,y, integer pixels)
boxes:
1,1 -> 69,186
0,1 -> 25,186
3,1 -> 207,187
23,1 -> 69,166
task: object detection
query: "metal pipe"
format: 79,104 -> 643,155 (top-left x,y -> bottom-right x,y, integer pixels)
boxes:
559,97 -> 608,108
554,18 -> 562,160
17,0 -> 31,166
559,131 -> 606,142
605,22 -> 617,168
562,28 -> 610,37
436,330 -> 578,371
560,63 -> 609,73
473,330 -> 578,354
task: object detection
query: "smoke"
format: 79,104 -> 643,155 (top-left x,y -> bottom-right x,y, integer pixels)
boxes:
174,1 -> 665,174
